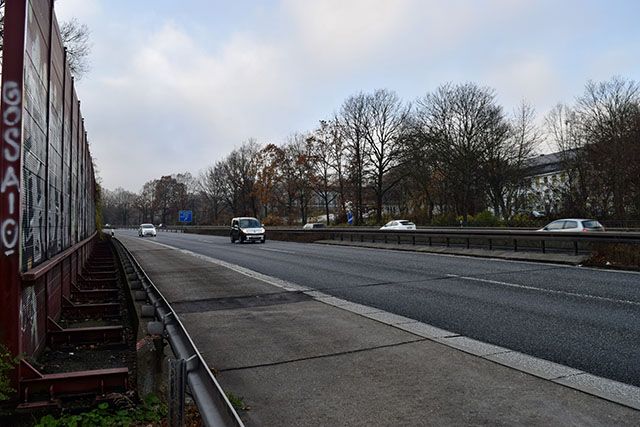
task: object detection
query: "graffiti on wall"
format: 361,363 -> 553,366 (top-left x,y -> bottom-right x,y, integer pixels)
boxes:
1,81 -> 22,257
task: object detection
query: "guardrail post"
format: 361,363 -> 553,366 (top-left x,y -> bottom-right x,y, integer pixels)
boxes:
340,234 -> 343,241
168,358 -> 186,427
513,239 -> 518,252
384,235 -> 388,244
397,235 -> 401,245
429,237 -> 432,246
541,240 -> 546,254
412,236 -> 415,245
574,240 -> 578,255
446,237 -> 449,247
488,238 -> 492,250
350,234 -> 353,242
466,238 -> 470,249
360,234 -> 363,242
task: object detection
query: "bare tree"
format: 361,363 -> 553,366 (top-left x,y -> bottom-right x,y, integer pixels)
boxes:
60,18 -> 91,79
363,89 -> 411,223
308,120 -> 339,225
576,77 -> 640,219
545,104 -> 590,215
415,83 -> 509,221
338,93 -> 370,224
199,162 -> 230,224
221,140 -> 261,217
254,143 -> 285,219
485,101 -> 541,218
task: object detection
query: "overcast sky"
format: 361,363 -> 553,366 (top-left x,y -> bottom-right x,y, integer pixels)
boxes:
55,0 -> 640,192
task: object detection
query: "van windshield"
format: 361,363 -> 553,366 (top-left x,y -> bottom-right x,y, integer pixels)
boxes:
239,218 -> 261,228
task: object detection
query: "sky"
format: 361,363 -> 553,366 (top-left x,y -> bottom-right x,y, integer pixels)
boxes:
55,0 -> 640,192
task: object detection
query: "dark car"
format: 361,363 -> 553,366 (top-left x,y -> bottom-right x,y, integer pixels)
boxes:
230,217 -> 266,243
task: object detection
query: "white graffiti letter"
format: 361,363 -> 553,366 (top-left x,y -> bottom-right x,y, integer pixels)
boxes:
1,218 -> 18,251
2,81 -> 21,106
1,166 -> 19,193
3,105 -> 21,126
3,128 -> 20,161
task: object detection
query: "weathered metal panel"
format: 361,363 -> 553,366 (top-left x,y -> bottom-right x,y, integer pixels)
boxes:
61,57 -> 72,250
47,18 -> 64,258
20,279 -> 47,356
47,264 -> 63,322
21,0 -> 52,271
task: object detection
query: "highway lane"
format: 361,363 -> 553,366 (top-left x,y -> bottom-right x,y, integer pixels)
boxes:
117,229 -> 640,387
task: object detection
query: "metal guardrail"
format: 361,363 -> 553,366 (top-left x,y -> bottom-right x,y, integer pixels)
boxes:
112,238 -> 244,427
324,228 -> 640,255
160,226 -> 640,256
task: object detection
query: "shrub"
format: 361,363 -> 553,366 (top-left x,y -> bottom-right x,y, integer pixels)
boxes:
507,213 -> 536,228
467,211 -> 503,227
262,214 -> 284,226
585,243 -> 640,270
431,213 -> 459,227
0,343 -> 17,401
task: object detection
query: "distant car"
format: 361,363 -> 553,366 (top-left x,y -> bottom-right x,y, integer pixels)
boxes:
138,223 -> 157,237
538,219 -> 605,232
380,220 -> 416,230
303,222 -> 326,230
230,217 -> 265,243
102,225 -> 114,236
531,210 -> 546,218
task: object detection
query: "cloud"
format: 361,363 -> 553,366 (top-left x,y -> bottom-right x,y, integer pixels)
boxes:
55,0 -> 101,22
485,55 -> 562,111
284,0 -> 413,68
83,22 -> 297,190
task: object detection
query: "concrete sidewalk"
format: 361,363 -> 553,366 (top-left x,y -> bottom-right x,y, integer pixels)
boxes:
118,236 -> 639,426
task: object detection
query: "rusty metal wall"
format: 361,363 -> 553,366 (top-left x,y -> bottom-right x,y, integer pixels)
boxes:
0,0 -> 98,360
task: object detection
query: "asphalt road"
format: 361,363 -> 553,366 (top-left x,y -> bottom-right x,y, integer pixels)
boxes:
118,229 -> 640,387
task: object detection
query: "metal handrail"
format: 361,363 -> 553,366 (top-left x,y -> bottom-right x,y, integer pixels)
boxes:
112,239 -> 244,427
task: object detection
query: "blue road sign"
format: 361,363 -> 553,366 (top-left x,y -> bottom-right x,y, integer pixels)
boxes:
179,210 -> 193,223
347,211 -> 353,225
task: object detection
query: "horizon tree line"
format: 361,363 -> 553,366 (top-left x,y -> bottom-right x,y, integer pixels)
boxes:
101,76 -> 640,227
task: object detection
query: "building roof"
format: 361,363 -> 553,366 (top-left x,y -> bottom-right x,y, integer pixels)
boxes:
524,149 -> 577,177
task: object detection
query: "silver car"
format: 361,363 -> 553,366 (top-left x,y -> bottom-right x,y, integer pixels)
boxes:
380,220 -> 416,230
538,219 -> 604,232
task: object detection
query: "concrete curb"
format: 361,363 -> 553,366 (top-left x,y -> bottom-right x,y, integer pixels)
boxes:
315,239 -> 589,265
308,288 -> 640,411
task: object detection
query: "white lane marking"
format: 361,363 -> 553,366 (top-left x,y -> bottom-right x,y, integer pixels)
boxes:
257,247 -> 296,254
132,238 -> 309,292
446,274 -> 640,307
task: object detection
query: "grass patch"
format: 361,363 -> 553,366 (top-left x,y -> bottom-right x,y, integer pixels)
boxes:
35,394 -> 167,427
226,391 -> 249,411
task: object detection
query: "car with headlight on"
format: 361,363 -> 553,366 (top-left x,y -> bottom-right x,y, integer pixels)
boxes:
230,217 -> 265,243
380,220 -> 416,230
138,223 -> 157,237
538,218 -> 605,232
